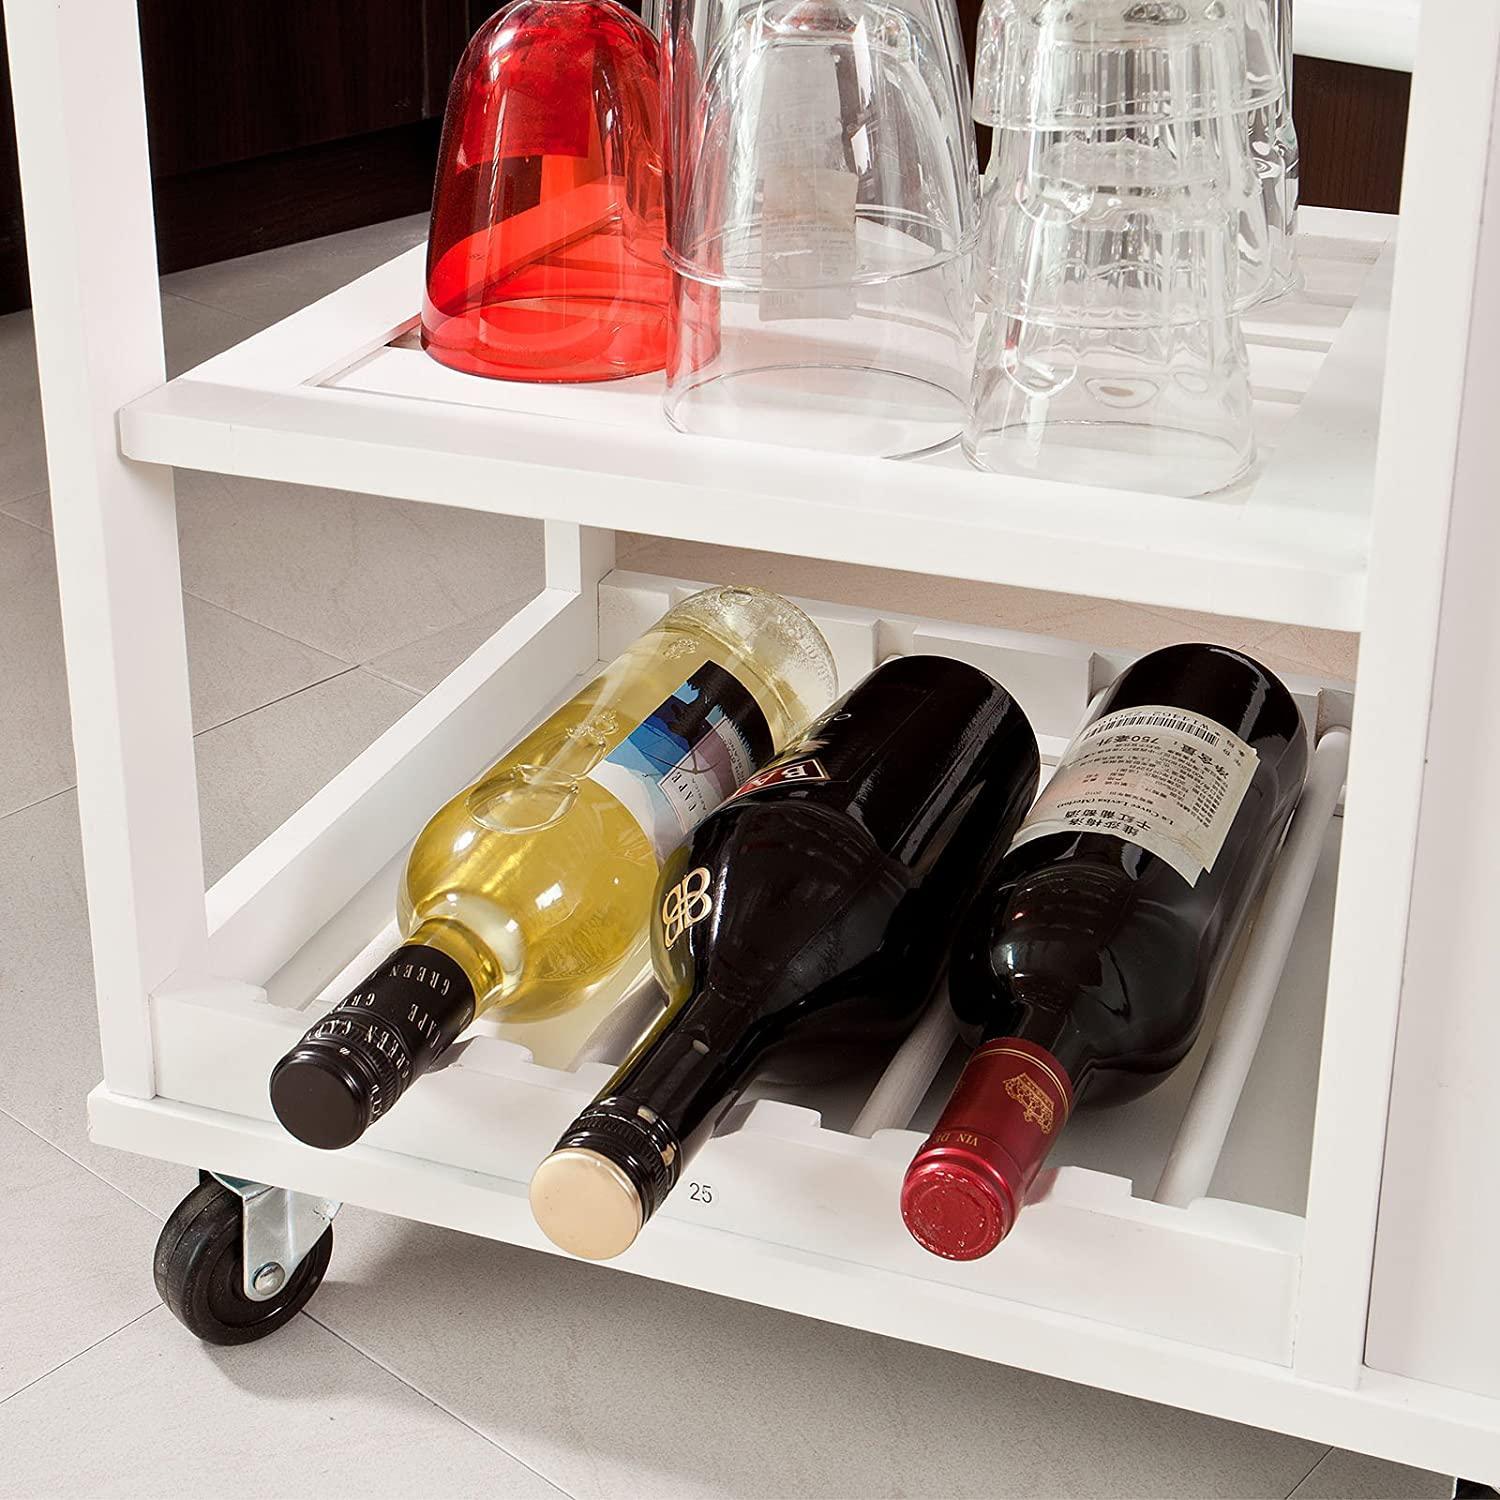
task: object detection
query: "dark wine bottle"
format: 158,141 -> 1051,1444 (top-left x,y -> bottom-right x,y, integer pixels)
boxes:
529,655 -> 1042,1260
901,643 -> 1310,1261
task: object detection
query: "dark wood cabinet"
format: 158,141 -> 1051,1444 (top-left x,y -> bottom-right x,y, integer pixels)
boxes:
0,0 -> 477,313
0,13 -> 21,314
1294,55 -> 1413,216
0,1 -> 1413,317
138,1 -> 469,176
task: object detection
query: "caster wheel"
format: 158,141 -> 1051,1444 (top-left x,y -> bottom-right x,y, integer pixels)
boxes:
153,1177 -> 332,1345
1455,1482 -> 1500,1498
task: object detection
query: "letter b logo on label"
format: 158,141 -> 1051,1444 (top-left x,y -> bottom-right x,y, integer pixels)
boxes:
661,866 -> 713,948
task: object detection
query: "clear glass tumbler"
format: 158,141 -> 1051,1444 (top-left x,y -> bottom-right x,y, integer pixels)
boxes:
966,0 -> 1266,497
660,0 -> 979,456
966,155 -> 1255,496
974,0 -> 1282,310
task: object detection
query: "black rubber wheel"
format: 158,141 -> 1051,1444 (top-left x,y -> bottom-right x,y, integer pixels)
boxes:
1454,1482 -> 1500,1498
153,1177 -> 332,1345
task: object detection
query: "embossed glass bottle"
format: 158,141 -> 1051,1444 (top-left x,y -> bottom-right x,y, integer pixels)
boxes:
270,588 -> 836,1149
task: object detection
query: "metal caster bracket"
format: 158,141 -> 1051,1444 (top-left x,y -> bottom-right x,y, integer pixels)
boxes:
211,1174 -> 341,1302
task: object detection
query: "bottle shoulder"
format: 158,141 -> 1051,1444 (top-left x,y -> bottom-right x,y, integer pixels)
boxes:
950,844 -> 1205,1041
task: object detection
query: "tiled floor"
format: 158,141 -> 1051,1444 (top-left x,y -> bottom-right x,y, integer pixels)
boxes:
0,217 -> 1443,1499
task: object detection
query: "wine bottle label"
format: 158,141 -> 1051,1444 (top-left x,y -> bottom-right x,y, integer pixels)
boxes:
731,756 -> 830,797
589,660 -> 773,860
1009,705 -> 1259,886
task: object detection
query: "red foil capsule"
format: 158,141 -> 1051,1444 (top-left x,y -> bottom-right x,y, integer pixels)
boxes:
900,1037 -> 1074,1260
422,0 -> 669,383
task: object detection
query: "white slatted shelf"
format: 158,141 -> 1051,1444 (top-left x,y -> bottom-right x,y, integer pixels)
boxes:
117,208 -> 1394,633
134,574 -> 1351,1372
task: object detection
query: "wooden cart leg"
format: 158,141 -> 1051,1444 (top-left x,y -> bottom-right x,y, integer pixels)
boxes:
5,0 -> 208,1101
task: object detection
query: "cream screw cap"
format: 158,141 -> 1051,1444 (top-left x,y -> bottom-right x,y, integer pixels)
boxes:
530,1147 -> 645,1261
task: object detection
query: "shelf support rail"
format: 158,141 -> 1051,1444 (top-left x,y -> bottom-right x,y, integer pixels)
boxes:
1154,728 -> 1352,1207
849,995 -> 960,1139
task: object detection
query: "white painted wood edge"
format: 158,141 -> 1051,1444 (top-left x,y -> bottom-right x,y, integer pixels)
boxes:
1298,0 -> 1420,72
86,1084 -> 1500,1478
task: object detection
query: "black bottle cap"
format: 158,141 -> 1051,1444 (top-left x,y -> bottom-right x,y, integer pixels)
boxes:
270,943 -> 476,1150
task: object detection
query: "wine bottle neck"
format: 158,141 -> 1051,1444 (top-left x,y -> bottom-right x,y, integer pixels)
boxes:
546,997 -> 749,1227
269,941 -> 477,1149
407,917 -> 489,986
900,1037 -> 1074,1260
607,1018 -> 744,1160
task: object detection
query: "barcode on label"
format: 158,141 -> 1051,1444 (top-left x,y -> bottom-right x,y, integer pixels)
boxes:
1084,712 -> 1222,746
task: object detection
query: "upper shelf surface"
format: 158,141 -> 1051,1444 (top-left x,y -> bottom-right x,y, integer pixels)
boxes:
119,207 -> 1394,632
1298,0 -> 1419,71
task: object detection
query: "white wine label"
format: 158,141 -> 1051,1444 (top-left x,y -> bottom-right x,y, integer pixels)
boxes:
1009,705 -> 1259,887
589,662 -> 773,860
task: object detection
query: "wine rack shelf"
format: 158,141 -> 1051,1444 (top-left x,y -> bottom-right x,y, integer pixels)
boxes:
100,577 -> 1349,1389
116,209 -> 1393,634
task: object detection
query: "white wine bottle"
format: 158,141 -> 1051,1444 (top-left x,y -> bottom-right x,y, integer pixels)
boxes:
270,587 -> 836,1149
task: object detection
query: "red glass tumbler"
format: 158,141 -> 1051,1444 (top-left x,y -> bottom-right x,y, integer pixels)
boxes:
422,0 -> 670,382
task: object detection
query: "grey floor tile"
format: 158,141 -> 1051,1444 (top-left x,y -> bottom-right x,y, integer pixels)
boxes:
194,667 -> 419,883
364,594 -> 540,694
176,471 -> 544,666
0,310 -> 48,507
0,293 -> 257,516
0,512 -> 353,817
162,214 -> 428,332
1289,1447 -> 1451,1499
0,668 -> 414,1209
0,1307 -> 563,1500
314,1207 -> 1326,1500
0,791 -> 195,1218
161,291 -> 260,379
185,594 -> 348,731
0,488 -> 49,531
0,1112 -> 161,1402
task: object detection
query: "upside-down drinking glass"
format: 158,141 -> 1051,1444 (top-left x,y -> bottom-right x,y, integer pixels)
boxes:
965,0 -> 1266,495
974,0 -> 1284,310
1261,0 -> 1300,296
423,0 -> 670,383
661,0 -> 980,456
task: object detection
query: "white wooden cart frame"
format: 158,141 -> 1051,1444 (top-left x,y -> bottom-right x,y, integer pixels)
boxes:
8,0 -> 1500,1481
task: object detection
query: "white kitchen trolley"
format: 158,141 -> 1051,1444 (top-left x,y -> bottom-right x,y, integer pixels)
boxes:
8,0 -> 1500,1485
